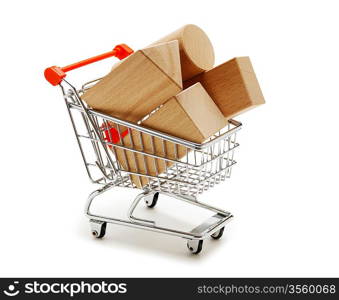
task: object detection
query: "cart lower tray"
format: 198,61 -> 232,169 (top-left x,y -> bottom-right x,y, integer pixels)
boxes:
86,184 -> 233,254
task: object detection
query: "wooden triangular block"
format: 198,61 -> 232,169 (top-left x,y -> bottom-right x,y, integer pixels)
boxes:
141,41 -> 182,88
115,82 -> 226,188
82,48 -> 182,123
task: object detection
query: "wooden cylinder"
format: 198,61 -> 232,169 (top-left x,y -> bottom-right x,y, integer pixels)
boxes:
150,24 -> 215,81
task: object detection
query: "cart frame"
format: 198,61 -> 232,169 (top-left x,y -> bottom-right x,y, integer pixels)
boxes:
46,45 -> 242,254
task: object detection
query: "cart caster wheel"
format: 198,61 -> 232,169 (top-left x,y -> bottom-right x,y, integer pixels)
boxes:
187,239 -> 203,254
211,227 -> 225,240
89,220 -> 107,239
145,192 -> 159,208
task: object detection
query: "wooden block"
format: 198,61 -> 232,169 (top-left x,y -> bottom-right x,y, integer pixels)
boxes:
150,24 -> 215,81
82,41 -> 182,123
114,126 -> 188,188
145,83 -> 227,143
114,83 -> 227,187
184,57 -> 265,119
142,41 -> 182,88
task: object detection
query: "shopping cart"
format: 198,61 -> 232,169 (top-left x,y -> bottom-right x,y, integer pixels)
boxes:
45,44 -> 242,254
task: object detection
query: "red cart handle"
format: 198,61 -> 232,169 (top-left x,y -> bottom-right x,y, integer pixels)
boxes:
44,44 -> 134,86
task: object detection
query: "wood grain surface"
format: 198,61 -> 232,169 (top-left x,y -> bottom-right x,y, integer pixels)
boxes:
184,57 -> 265,119
82,41 -> 182,123
150,24 -> 215,81
115,83 -> 227,187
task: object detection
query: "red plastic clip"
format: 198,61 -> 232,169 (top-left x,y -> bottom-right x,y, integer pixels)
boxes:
102,123 -> 129,146
113,44 -> 134,60
44,66 -> 66,86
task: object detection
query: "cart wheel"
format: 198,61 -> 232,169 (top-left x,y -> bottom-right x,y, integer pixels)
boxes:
89,220 -> 107,239
145,192 -> 159,208
187,239 -> 203,254
211,227 -> 225,240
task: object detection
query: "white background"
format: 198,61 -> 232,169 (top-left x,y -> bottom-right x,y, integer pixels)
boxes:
0,0 -> 338,277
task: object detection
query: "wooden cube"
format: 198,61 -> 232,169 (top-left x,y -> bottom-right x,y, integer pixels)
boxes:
114,83 -> 227,187
184,57 -> 265,119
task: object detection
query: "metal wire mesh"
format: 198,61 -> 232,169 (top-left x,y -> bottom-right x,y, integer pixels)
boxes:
61,81 -> 241,198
